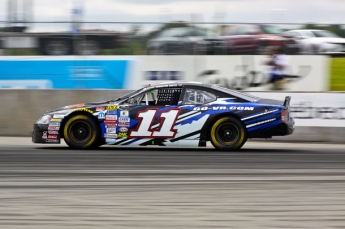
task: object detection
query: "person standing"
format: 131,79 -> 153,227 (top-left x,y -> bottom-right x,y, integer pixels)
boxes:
265,46 -> 290,90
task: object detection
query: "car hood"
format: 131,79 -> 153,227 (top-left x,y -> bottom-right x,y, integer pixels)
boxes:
259,34 -> 288,40
46,101 -> 118,114
312,37 -> 345,43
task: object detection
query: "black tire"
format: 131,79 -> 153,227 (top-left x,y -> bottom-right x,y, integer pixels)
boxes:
256,42 -> 267,55
63,114 -> 100,149
44,40 -> 70,55
210,116 -> 247,150
76,40 -> 100,55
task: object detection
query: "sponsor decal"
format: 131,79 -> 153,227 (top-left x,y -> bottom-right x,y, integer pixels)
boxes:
48,135 -> 58,139
51,118 -> 62,122
106,105 -> 118,110
106,115 -> 117,120
246,118 -> 277,128
53,114 -> 65,118
104,120 -> 117,124
128,108 -> 180,138
106,128 -> 117,134
96,107 -> 105,111
106,124 -> 117,128
104,133 -> 117,138
117,132 -> 128,138
105,138 -> 116,144
66,103 -> 84,108
46,139 -> 59,143
42,131 -> 47,139
49,122 -> 61,126
48,126 -> 60,130
118,117 -> 130,122
119,127 -> 128,132
72,108 -> 93,114
291,102 -> 345,120
193,106 -> 254,111
107,110 -> 117,115
98,112 -> 105,119
118,122 -> 130,127
120,110 -> 129,117
48,130 -> 59,135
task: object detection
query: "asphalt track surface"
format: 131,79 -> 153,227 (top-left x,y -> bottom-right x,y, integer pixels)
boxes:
1,138 -> 345,229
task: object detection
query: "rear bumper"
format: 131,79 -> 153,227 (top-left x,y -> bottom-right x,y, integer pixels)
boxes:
248,118 -> 295,138
32,123 -> 61,144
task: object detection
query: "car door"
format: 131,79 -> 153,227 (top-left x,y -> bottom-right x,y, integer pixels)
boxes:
174,86 -> 218,142
116,87 -> 183,146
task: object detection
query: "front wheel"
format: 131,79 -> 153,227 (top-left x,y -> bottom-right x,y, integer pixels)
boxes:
63,114 -> 100,149
210,117 -> 247,150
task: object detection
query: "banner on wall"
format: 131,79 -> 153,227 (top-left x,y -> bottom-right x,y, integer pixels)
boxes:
0,56 -> 135,89
0,55 -> 329,91
251,92 -> 345,127
133,55 -> 329,91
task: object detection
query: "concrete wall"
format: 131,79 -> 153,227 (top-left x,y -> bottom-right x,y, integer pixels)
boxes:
0,90 -> 344,143
0,90 -> 132,136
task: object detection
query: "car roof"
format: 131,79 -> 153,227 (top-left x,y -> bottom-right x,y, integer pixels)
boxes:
145,81 -> 206,89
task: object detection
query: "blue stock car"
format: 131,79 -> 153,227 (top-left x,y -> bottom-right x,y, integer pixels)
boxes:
32,82 -> 295,150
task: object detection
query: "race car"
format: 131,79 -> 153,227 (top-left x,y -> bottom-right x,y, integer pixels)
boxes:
32,82 -> 295,150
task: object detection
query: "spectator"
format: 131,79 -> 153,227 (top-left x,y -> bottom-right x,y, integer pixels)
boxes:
265,46 -> 290,90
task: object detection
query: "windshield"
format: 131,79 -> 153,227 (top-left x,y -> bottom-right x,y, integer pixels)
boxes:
109,88 -> 144,102
261,25 -> 285,34
191,28 -> 209,37
211,85 -> 260,102
311,30 -> 339,38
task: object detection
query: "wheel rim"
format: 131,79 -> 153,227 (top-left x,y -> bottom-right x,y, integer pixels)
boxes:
78,41 -> 99,55
46,41 -> 68,55
69,121 -> 92,143
215,122 -> 239,145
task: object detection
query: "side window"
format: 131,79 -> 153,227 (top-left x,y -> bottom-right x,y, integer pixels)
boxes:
223,27 -> 237,36
183,88 -> 217,105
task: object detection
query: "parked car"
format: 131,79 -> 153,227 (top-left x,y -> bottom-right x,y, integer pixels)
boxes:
284,29 -> 345,54
147,27 -> 222,55
220,24 -> 299,54
32,82 -> 294,150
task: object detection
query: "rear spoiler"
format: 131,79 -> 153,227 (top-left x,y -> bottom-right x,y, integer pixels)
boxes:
283,96 -> 291,107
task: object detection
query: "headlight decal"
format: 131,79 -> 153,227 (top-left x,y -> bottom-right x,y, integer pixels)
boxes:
37,115 -> 52,124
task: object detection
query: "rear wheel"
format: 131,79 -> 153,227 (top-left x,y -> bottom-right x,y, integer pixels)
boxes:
63,114 -> 100,149
76,40 -> 100,55
44,40 -> 70,55
210,117 -> 247,150
256,43 -> 268,55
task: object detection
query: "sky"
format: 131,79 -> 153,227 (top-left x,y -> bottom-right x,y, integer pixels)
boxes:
0,0 -> 344,32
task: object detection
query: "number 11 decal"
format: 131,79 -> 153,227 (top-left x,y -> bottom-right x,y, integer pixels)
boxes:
129,108 -> 181,138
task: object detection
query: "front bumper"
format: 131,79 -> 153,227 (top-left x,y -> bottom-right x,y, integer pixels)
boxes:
32,123 -> 61,144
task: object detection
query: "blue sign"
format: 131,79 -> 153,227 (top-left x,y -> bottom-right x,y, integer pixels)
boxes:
0,59 -> 130,89
98,112 -> 106,119
145,71 -> 182,80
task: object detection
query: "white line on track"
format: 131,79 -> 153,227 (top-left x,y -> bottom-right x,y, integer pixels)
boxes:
2,137 -> 345,151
